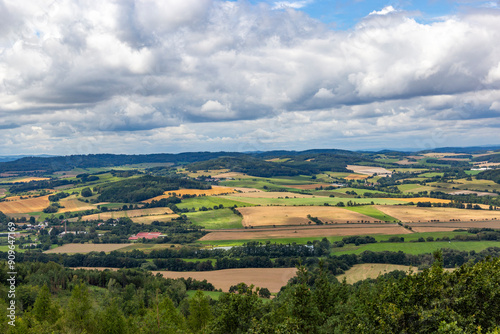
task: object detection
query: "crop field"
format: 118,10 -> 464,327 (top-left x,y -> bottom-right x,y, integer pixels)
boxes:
231,191 -> 316,198
410,220 -> 500,231
449,190 -> 498,197
58,196 -> 97,213
152,268 -> 297,292
176,196 -> 255,211
237,206 -> 385,227
397,184 -> 439,193
374,205 -> 500,223
131,214 -> 179,224
221,195 -> 403,206
200,224 -> 411,241
0,195 -> 50,213
333,240 -> 500,256
346,165 -> 392,176
336,264 -> 415,284
343,205 -> 400,222
429,179 -> 500,192
344,174 -> 370,180
387,197 -> 451,204
185,208 -> 243,229
283,183 -> 337,190
183,169 -> 230,178
143,186 -> 238,202
76,207 -> 174,221
5,177 -> 51,183
45,243 -> 133,254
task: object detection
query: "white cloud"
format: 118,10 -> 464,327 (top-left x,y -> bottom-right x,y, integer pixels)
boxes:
0,0 -> 499,154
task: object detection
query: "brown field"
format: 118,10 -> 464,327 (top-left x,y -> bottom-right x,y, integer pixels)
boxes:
153,268 -> 297,292
45,243 -> 133,254
231,187 -> 262,193
213,172 -> 251,179
284,183 -> 338,190
58,197 -> 97,213
76,208 -> 174,221
143,186 -> 237,203
0,195 -> 50,213
131,214 -> 179,224
396,159 -> 417,165
336,264 -> 415,284
344,174 -> 370,180
184,169 -> 230,178
237,206 -> 381,227
346,165 -> 392,176
410,221 -> 500,231
231,191 -> 316,198
375,205 -> 500,223
387,197 -> 451,204
72,267 -> 297,293
0,188 -> 6,196
200,224 -> 411,241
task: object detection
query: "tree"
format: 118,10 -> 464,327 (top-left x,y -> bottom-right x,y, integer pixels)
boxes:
32,284 -> 60,324
81,187 -> 92,197
188,290 -> 212,333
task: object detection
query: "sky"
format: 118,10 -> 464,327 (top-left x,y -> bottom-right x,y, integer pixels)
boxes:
0,0 -> 500,155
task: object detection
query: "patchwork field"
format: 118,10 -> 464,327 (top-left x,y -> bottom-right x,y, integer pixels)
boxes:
347,165 -> 392,176
200,224 -> 411,241
75,207 -> 174,221
375,205 -> 500,223
8,177 -> 51,183
185,208 -> 243,229
143,186 -> 237,202
45,243 -> 133,254
336,264 -> 415,284
0,195 -> 50,213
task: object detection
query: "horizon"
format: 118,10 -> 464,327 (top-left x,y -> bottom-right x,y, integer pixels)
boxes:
1,1 -> 499,155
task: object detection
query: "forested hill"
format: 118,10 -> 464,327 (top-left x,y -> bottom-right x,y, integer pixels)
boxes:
0,149 -> 367,174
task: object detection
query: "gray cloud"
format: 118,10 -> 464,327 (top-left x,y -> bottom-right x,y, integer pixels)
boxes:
0,1 -> 499,154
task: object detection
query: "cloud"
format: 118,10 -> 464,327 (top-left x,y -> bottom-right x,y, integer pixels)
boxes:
0,1 -> 499,154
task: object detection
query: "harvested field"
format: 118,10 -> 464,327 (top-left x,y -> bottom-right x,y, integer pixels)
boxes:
347,165 -> 392,176
143,186 -> 237,203
58,197 -> 96,213
344,174 -> 370,180
449,190 -> 498,197
213,172 -> 251,179
153,268 -> 297,292
45,243 -> 133,254
0,188 -> 6,196
131,214 -> 179,224
76,208 -> 174,221
411,221 -> 500,230
375,205 -> 500,223
231,191 -> 315,199
237,206 -> 382,227
185,169 -> 229,178
387,197 -> 451,204
284,183 -> 339,190
396,159 -> 417,165
9,177 -> 51,183
231,187 -> 262,193
200,224 -> 411,241
336,264 -> 415,284
0,195 -> 50,213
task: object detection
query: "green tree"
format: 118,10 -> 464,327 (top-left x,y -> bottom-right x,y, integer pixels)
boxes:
188,290 -> 212,333
32,284 -> 60,324
81,187 -> 92,197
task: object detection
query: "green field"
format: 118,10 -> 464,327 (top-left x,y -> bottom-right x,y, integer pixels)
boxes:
397,184 -> 438,193
343,205 -> 399,222
332,240 -> 500,255
187,290 -> 225,300
221,195 -> 403,206
332,188 -> 390,196
177,197 -> 256,211
418,172 -> 444,178
185,208 -> 243,229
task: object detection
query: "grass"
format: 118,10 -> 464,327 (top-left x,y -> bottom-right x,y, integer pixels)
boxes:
397,184 -> 438,193
185,208 -> 243,229
332,240 -> 500,255
418,172 -> 444,178
187,290 -> 225,300
177,197 -> 255,211
343,205 -> 399,222
221,195 -> 403,206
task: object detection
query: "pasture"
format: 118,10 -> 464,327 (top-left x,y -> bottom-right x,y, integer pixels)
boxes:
185,208 -> 243,229
221,194 -> 403,206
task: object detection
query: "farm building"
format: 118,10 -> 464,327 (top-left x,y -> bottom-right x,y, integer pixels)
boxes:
128,232 -> 164,240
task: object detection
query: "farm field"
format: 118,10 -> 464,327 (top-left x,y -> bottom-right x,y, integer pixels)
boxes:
343,205 -> 400,222
199,224 -> 411,241
387,197 -> 451,204
375,205 -> 500,223
333,240 -> 500,255
230,191 -> 314,198
185,208 -> 243,229
73,207 -> 174,221
344,174 -> 369,180
0,195 -> 50,213
152,268 -> 297,292
397,184 -> 439,193
143,186 -> 238,203
409,220 -> 500,231
131,214 -> 179,224
283,183 -> 337,190
6,177 -> 51,183
58,196 -> 97,213
44,243 -> 133,254
237,206 -> 385,227
176,196 -> 255,211
346,165 -> 392,176
221,194 -> 403,206
336,264 -> 415,284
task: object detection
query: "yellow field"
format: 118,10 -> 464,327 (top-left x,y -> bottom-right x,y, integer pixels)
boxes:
344,174 -> 370,180
0,195 -> 50,213
76,208 -> 174,221
45,243 -> 133,254
387,197 -> 451,204
237,206 -> 382,227
336,264 -> 415,284
131,214 -> 179,224
375,205 -> 500,223
231,191 -> 315,198
184,169 -> 230,178
58,196 -> 97,213
143,186 -> 237,203
346,165 -> 392,176
8,177 -> 51,183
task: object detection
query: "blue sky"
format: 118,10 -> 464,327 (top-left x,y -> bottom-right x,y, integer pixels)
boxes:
0,0 -> 499,154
